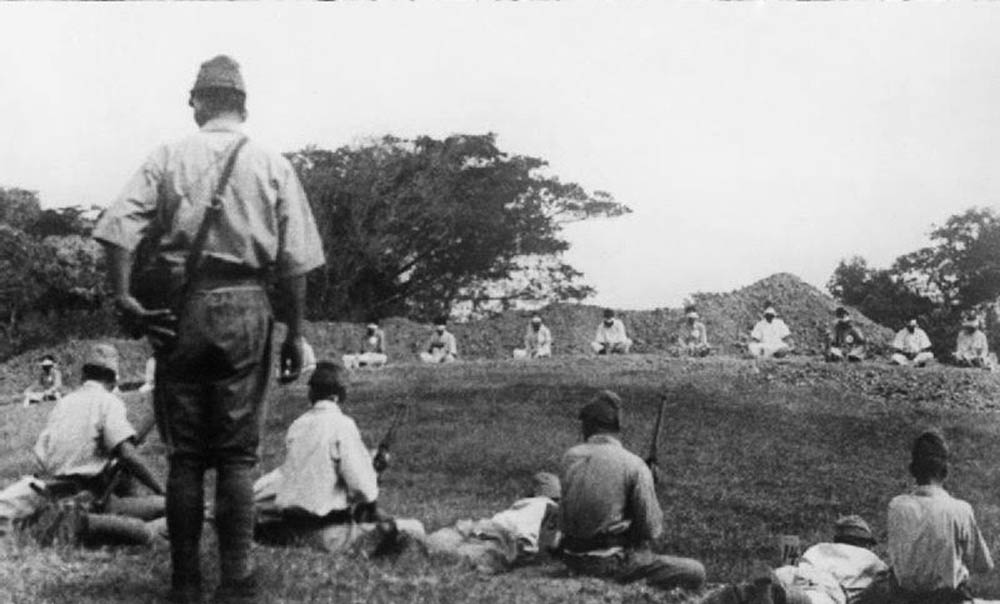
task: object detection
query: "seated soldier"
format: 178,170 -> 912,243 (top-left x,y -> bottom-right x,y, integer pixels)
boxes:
422,472 -> 561,573
0,344 -> 167,547
854,430 -> 993,604
827,307 -> 867,362
419,318 -> 458,364
704,515 -> 889,604
558,390 -> 705,592
591,309 -> 632,355
891,319 -> 934,367
253,361 -> 423,553
514,315 -> 553,359
954,314 -> 991,370
677,307 -> 711,357
23,355 -> 63,407
343,322 -> 389,369
32,344 -> 165,516
748,305 -> 792,359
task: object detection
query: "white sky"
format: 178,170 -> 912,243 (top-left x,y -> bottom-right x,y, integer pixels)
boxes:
2,3 -> 1000,309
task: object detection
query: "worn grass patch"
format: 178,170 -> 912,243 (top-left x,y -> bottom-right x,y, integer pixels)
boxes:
2,355 -> 1000,602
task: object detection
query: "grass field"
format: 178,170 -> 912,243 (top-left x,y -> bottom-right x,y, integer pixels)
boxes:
2,353 -> 1000,603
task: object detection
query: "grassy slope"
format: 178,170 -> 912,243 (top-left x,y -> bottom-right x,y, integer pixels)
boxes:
2,355 -> 1000,603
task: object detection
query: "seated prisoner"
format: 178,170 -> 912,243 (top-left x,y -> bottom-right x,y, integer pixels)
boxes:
343,322 -> 389,369
748,305 -> 792,359
591,309 -> 632,355
954,314 -> 991,370
419,319 -> 458,364
890,319 -> 934,367
23,355 -> 63,407
677,307 -> 711,357
514,315 -> 553,359
827,307 -> 866,362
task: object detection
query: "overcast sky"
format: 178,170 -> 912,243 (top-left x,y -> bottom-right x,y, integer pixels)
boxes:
2,3 -> 1000,309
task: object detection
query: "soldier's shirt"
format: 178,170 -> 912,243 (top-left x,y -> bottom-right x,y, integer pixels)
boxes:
33,381 -> 136,477
594,319 -> 630,345
258,399 -> 379,518
559,434 -> 663,549
888,484 -> 994,592
751,318 -> 791,346
93,117 -> 325,279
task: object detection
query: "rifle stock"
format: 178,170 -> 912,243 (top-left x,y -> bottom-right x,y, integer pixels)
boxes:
94,413 -> 158,512
373,403 -> 408,475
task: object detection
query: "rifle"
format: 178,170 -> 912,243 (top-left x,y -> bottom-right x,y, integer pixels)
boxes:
353,403 -> 409,524
645,393 -> 669,485
373,403 -> 409,475
93,413 -> 159,512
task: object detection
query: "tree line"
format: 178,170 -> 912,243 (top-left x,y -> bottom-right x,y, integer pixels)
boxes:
827,207 -> 1000,356
0,133 -> 628,359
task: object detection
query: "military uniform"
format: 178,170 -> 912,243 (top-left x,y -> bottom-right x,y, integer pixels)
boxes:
94,55 -> 324,601
559,392 -> 705,591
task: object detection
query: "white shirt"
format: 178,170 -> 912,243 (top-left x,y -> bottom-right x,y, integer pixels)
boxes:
888,484 -> 993,592
488,496 -> 557,552
269,399 -> 379,517
774,542 -> 888,604
893,328 -> 932,354
751,318 -> 791,347
594,319 -> 629,345
33,381 -> 136,477
525,325 -> 552,351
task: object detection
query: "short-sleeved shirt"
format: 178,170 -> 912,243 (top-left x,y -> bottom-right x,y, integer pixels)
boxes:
427,331 -> 458,356
93,117 -> 325,279
33,381 -> 136,477
888,484 -> 994,592
525,325 -> 552,351
269,399 -> 378,517
893,328 -> 932,354
679,321 -> 708,347
956,330 -> 989,359
594,319 -> 630,345
560,434 -> 662,549
751,318 -> 791,346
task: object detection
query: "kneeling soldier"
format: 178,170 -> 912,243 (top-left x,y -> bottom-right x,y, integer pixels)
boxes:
558,390 -> 705,592
253,361 -> 423,553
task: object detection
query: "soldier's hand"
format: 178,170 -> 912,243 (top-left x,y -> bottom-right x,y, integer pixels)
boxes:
278,336 -> 303,384
114,295 -> 177,343
373,449 -> 391,474
646,458 -> 661,485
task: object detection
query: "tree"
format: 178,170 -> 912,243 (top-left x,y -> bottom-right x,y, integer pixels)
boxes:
893,207 -> 1000,310
827,256 -> 935,328
289,134 -> 630,321
0,187 -> 42,231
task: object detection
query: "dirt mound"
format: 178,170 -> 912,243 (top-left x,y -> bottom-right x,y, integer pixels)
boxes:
0,273 -> 895,398
304,273 -> 893,360
689,272 -> 895,356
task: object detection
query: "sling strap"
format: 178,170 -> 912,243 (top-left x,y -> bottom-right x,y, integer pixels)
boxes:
182,135 -> 249,292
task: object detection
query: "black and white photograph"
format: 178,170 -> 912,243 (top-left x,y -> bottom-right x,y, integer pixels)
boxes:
1,3 -> 1000,603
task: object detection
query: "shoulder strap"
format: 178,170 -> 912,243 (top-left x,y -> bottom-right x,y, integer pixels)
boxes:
183,136 -> 249,284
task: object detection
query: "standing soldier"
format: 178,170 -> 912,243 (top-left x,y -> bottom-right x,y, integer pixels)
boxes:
93,55 -> 325,603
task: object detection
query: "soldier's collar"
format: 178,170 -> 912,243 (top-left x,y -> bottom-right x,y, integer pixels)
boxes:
586,434 -> 622,447
200,117 -> 244,133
